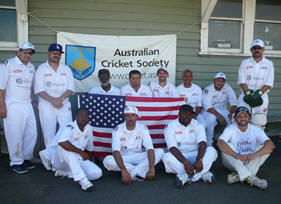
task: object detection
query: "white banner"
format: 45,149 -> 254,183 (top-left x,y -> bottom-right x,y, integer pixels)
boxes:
57,32 -> 177,92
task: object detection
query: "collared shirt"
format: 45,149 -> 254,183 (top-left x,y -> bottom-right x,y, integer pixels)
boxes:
202,83 -> 237,111
58,121 -> 94,152
88,84 -> 120,95
112,122 -> 154,155
238,57 -> 274,92
219,124 -> 269,155
34,61 -> 75,103
164,119 -> 206,153
0,56 -> 35,104
120,84 -> 152,97
149,80 -> 179,97
177,83 -> 203,109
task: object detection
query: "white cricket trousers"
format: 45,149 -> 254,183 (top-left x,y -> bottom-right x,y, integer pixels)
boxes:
4,102 -> 37,166
162,146 -> 218,182
238,93 -> 269,116
52,147 -> 103,181
221,143 -> 270,181
38,101 -> 72,149
201,109 -> 231,146
103,148 -> 164,178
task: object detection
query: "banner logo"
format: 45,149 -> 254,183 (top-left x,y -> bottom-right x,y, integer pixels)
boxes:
65,45 -> 96,80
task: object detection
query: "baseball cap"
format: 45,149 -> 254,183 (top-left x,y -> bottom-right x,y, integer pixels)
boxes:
234,106 -> 251,117
124,106 -> 140,117
251,39 -> 264,49
157,66 -> 168,74
214,72 -> 226,80
179,104 -> 195,114
48,43 -> 64,53
19,42 -> 35,53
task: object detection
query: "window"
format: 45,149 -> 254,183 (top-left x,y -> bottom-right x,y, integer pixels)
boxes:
0,0 -> 28,50
200,0 -> 281,57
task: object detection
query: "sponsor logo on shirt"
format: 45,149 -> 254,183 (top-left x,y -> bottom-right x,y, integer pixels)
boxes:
153,88 -> 159,92
263,108 -> 267,113
247,75 -> 251,80
180,94 -> 186,97
192,93 -> 198,96
189,129 -> 195,134
261,66 -> 268,70
120,137 -> 126,141
29,70 -> 34,74
74,137 -> 79,141
85,135 -> 88,139
246,66 -> 253,69
44,73 -> 52,77
212,95 -> 218,99
16,78 -> 22,84
13,69 -> 22,73
125,93 -> 132,96
136,136 -> 141,140
222,91 -> 227,95
60,72 -> 67,76
165,91 -> 170,94
175,131 -> 183,134
140,93 -> 147,96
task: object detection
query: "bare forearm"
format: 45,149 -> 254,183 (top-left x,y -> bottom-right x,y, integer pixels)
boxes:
38,91 -> 54,103
196,142 -> 206,160
113,151 -> 127,171
147,149 -> 155,170
261,85 -> 271,93
59,141 -> 83,155
170,147 -> 188,164
195,106 -> 203,116
217,139 -> 237,157
0,90 -> 5,105
253,140 -> 275,158
207,107 -> 223,119
59,90 -> 73,101
230,106 -> 236,115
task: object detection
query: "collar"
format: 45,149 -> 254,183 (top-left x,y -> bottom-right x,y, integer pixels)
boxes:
15,56 -> 29,66
250,56 -> 265,64
46,61 -> 62,72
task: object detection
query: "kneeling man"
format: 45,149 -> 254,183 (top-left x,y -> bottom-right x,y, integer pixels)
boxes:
162,104 -> 217,188
103,106 -> 164,184
217,106 -> 275,190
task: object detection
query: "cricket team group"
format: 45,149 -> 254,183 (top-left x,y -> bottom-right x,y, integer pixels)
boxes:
0,39 -> 275,191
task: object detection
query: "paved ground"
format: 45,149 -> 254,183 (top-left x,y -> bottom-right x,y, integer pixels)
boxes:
0,137 -> 281,204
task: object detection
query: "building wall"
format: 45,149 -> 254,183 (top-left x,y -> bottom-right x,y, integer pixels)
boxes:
0,0 -> 280,120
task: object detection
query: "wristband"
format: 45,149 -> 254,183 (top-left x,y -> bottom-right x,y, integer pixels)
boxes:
196,157 -> 203,162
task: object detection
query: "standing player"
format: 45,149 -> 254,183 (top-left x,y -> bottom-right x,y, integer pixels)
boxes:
149,66 -> 179,97
120,70 -> 152,97
217,106 -> 275,190
0,42 -> 37,173
35,43 -> 75,164
238,39 -> 274,130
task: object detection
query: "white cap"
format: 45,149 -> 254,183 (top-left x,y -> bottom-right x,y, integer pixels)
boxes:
157,66 -> 168,73
124,106 -> 140,117
214,72 -> 226,80
19,42 -> 35,51
251,39 -> 264,48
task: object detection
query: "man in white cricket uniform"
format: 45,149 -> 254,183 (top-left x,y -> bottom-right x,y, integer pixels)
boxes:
88,69 -> 120,95
217,106 -> 275,190
120,70 -> 152,97
35,44 -> 74,164
103,106 -> 164,184
237,39 -> 274,130
201,72 -> 237,146
149,66 -> 179,97
176,69 -> 207,128
162,105 -> 217,187
51,109 -> 102,191
0,42 -> 37,173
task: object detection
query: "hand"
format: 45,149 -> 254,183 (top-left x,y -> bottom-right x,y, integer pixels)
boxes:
237,154 -> 249,162
121,169 -> 132,184
183,160 -> 194,176
218,116 -> 227,126
227,113 -> 233,121
145,168 -> 155,180
51,98 -> 64,109
194,159 -> 203,173
0,103 -> 7,118
80,151 -> 89,160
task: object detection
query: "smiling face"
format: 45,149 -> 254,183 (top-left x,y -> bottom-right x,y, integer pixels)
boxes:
235,112 -> 250,127
182,70 -> 193,86
178,110 -> 193,127
129,73 -> 141,89
213,78 -> 226,91
48,51 -> 62,64
157,69 -> 168,83
250,46 -> 264,59
124,113 -> 138,130
76,109 -> 90,130
17,49 -> 34,65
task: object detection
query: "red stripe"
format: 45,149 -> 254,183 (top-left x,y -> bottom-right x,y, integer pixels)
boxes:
93,152 -> 111,157
153,143 -> 167,148
93,141 -> 112,148
138,115 -> 178,121
93,131 -> 112,138
126,96 -> 185,102
136,106 -> 181,111
147,125 -> 166,129
150,134 -> 164,139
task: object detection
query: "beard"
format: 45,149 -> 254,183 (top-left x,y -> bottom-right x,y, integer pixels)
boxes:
101,81 -> 110,86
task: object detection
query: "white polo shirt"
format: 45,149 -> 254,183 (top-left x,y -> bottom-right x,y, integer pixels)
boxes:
164,119 -> 206,153
112,122 -> 154,155
238,57 -> 274,92
88,84 -> 120,95
177,83 -> 203,109
202,83 -> 237,111
34,61 -> 75,103
57,121 -> 94,152
120,84 -> 152,97
219,124 -> 269,155
149,80 -> 179,97
0,56 -> 35,104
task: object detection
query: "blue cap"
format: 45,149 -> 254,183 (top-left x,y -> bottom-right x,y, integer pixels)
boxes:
48,43 -> 64,53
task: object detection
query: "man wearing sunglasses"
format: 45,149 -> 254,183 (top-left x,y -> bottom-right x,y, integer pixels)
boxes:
237,39 -> 274,130
0,42 -> 37,173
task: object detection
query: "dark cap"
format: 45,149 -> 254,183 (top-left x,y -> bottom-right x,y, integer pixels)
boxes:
179,104 -> 195,114
48,43 -> 64,53
234,106 -> 251,117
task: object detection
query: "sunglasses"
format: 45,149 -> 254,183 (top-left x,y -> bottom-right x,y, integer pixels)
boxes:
235,107 -> 251,116
21,50 -> 34,55
252,46 -> 263,50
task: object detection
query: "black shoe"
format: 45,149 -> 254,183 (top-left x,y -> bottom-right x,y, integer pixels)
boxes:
11,165 -> 29,174
23,160 -> 36,170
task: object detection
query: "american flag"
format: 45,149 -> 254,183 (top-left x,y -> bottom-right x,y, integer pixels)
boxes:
79,93 -> 185,157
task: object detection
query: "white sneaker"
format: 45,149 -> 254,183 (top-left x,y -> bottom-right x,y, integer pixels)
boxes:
247,176 -> 268,190
79,177 -> 94,191
176,173 -> 192,188
202,171 -> 216,184
227,172 -> 240,184
39,151 -> 51,171
55,170 -> 69,177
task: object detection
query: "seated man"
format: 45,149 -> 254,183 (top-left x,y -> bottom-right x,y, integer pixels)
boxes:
217,106 -> 275,190
49,108 -> 102,191
88,69 -> 120,95
149,66 -> 179,97
201,72 -> 237,146
162,105 -> 217,188
103,106 -> 164,184
120,70 -> 152,97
